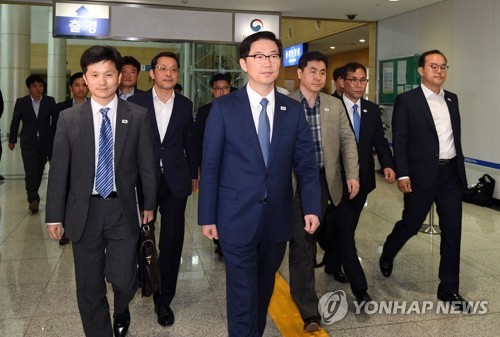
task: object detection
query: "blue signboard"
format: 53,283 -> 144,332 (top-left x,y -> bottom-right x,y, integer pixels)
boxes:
282,43 -> 308,67
54,3 -> 110,38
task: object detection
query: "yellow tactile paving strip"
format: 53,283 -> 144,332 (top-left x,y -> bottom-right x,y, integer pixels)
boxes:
269,273 -> 329,337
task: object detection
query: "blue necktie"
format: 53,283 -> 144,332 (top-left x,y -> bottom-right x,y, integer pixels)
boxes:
353,104 -> 360,141
95,107 -> 114,198
258,98 -> 270,167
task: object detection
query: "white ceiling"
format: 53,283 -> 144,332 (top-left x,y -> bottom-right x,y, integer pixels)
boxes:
103,0 -> 444,21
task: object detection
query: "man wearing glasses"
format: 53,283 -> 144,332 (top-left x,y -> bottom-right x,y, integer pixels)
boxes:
198,31 -> 320,337
324,61 -> 396,305
380,50 -> 469,310
129,52 -> 198,327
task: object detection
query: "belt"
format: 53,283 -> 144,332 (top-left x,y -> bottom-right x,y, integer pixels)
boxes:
438,158 -> 455,165
92,191 -> 118,199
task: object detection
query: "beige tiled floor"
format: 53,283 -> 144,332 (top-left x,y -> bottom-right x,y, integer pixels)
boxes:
1,145 -> 499,337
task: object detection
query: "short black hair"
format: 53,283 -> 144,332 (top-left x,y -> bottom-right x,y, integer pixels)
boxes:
174,83 -> 183,91
151,52 -> 180,70
26,74 -> 45,88
333,67 -> 343,81
68,72 -> 84,86
122,56 -> 141,73
209,73 -> 231,87
418,49 -> 447,68
80,45 -> 122,74
297,51 -> 328,70
239,31 -> 283,59
341,62 -> 367,78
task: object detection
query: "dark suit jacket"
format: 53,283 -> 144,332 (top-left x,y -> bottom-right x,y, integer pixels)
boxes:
392,86 -> 467,190
129,90 -> 197,199
198,86 -> 321,245
117,88 -> 144,100
332,91 -> 342,99
194,101 -> 212,167
9,95 -> 56,158
45,99 -> 157,243
341,97 -> 394,194
0,90 -> 4,118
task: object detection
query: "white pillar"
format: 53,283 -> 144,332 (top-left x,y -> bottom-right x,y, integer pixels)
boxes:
0,4 -> 31,135
47,7 -> 67,103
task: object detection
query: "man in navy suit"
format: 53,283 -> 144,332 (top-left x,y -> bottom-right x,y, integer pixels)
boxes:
380,50 -> 469,310
9,74 -> 56,213
324,62 -> 395,304
198,31 -> 321,337
129,52 -> 198,327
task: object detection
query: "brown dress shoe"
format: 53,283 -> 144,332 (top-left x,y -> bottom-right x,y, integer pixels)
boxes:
29,200 -> 39,213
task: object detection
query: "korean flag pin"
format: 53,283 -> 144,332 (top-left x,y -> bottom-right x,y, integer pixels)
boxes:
363,109 -> 368,113
122,119 -> 128,124
447,98 -> 452,102
280,106 -> 287,111
324,108 -> 330,111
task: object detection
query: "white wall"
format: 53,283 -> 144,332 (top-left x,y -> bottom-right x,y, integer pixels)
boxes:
377,0 -> 500,198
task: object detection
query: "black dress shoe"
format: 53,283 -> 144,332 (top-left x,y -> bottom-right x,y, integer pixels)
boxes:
29,200 -> 39,213
303,316 -> 321,333
353,290 -> 372,310
155,305 -> 175,326
379,255 -> 393,278
59,234 -> 70,246
113,308 -> 130,337
325,267 -> 349,283
437,290 -> 471,312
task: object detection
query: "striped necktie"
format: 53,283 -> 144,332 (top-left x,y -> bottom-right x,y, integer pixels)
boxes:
95,107 -> 114,198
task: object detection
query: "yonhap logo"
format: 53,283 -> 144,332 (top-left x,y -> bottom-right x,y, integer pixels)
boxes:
318,290 -> 348,324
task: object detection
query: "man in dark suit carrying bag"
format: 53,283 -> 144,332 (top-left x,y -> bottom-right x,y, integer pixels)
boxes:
380,50 -> 469,310
45,45 -> 157,337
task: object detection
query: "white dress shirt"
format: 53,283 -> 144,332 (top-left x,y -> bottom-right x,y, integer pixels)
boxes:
246,84 -> 275,143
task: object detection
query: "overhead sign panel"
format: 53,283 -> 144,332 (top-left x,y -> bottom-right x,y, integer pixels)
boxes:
54,3 -> 110,38
234,13 -> 280,42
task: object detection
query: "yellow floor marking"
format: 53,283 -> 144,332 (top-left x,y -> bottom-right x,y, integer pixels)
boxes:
269,273 -> 330,337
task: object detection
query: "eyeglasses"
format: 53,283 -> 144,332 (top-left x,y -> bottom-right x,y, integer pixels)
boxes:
213,86 -> 230,91
246,54 -> 281,64
155,65 -> 179,73
344,78 -> 369,85
426,64 -> 449,72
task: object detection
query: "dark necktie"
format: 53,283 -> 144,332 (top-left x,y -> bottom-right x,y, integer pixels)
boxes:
258,98 -> 270,166
95,107 -> 114,198
353,103 -> 360,141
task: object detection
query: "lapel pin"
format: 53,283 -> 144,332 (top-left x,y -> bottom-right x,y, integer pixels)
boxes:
280,106 -> 286,111
324,108 -> 330,111
447,98 -> 452,102
363,109 -> 367,113
122,119 -> 128,124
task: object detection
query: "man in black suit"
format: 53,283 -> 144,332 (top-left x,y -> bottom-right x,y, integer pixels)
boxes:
380,50 -> 469,310
46,45 -> 157,337
0,89 -> 4,181
324,62 -> 396,304
52,72 -> 89,246
9,75 -> 56,213
331,66 -> 344,99
129,52 -> 198,327
118,56 -> 143,100
194,73 -> 231,256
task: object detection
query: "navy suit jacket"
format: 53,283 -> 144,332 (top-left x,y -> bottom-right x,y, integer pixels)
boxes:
194,101 -> 212,167
392,86 -> 467,190
198,86 -> 321,245
129,89 -> 197,199
341,97 -> 394,194
9,95 -> 56,158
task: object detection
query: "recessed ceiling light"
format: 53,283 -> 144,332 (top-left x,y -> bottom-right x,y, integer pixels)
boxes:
389,0 -> 400,2
359,39 -> 366,43
330,46 -> 336,49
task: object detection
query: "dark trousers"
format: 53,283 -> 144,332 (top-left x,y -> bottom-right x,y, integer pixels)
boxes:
382,160 -> 463,293
221,234 -> 287,337
324,188 -> 369,294
73,198 -> 139,337
154,174 -> 187,306
288,169 -> 329,320
21,142 -> 47,202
